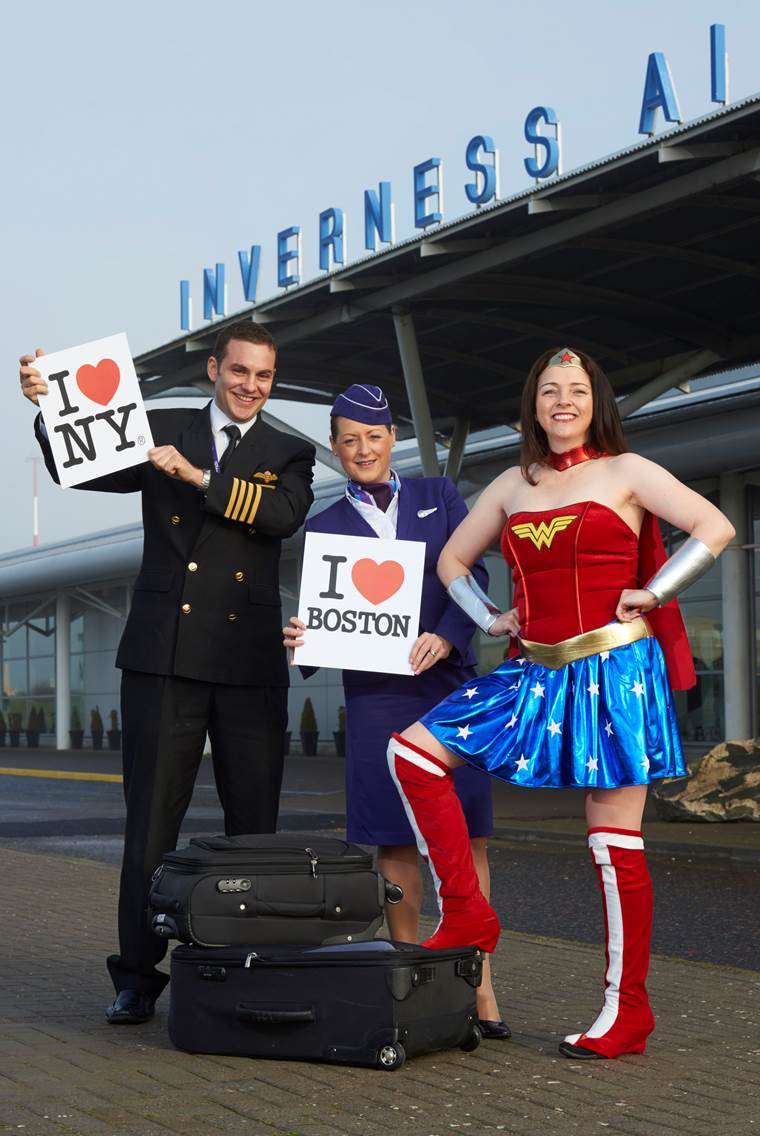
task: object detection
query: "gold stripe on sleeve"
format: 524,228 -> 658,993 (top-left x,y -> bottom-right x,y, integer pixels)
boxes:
234,480 -> 255,522
245,483 -> 263,525
224,477 -> 242,519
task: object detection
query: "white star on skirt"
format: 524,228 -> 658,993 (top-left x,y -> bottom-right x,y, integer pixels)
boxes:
632,680 -> 646,697
586,756 -> 599,772
547,719 -> 562,737
516,754 -> 530,771
505,713 -> 518,729
456,724 -> 472,740
463,687 -> 479,700
604,720 -> 614,737
530,681 -> 545,699
587,681 -> 600,697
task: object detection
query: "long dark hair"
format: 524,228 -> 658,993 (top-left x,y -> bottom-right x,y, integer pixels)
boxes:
519,348 -> 627,484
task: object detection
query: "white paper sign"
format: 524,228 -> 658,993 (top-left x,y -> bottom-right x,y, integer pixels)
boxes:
296,532 -> 426,675
37,333 -> 154,487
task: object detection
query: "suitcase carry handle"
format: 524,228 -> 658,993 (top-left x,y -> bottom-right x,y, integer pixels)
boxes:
236,1003 -> 315,1025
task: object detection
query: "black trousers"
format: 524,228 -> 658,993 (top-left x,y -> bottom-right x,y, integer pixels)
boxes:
107,670 -> 287,999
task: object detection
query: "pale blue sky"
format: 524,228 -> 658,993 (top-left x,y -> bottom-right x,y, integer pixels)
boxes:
3,0 -> 758,552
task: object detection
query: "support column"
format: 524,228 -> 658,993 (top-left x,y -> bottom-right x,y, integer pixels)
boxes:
444,417 -> 470,484
392,308 -> 440,477
719,474 -> 752,741
55,591 -> 71,751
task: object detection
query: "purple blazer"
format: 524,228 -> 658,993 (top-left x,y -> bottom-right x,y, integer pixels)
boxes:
303,475 -> 488,688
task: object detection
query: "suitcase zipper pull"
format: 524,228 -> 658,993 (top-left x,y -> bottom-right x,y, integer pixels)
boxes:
244,951 -> 259,968
305,847 -> 319,878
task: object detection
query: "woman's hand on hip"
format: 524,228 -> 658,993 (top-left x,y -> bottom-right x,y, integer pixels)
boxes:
488,607 -> 520,638
410,633 -> 452,675
616,588 -> 658,622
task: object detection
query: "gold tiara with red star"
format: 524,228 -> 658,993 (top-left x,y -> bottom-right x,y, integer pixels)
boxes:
548,348 -> 584,369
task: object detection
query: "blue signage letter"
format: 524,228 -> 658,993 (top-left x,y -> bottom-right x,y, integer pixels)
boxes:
203,263 -> 225,321
414,158 -> 444,228
180,280 -> 191,331
277,226 -> 301,288
364,181 -> 394,251
318,207 -> 346,272
238,245 -> 262,303
710,24 -> 728,105
465,135 -> 498,205
638,52 -> 682,135
524,107 -> 560,179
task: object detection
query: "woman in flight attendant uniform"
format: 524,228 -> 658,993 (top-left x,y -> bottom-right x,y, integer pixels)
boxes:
386,348 -> 735,1060
285,384 -> 508,1037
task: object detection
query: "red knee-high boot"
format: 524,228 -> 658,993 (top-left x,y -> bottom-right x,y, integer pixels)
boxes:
387,732 -> 500,953
560,828 -> 655,1059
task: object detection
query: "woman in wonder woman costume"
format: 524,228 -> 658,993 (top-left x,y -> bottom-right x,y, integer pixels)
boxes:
386,347 -> 735,1060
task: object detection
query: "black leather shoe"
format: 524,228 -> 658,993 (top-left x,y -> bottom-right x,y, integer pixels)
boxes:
558,1040 -> 606,1059
105,990 -> 156,1024
478,1018 -> 512,1040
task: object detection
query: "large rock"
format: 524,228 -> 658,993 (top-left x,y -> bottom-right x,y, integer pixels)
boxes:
653,739 -> 760,822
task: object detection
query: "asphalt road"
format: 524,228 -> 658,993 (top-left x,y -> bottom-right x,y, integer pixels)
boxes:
1,771 -> 758,971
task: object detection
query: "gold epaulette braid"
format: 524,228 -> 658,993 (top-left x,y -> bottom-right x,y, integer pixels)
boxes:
224,477 -> 275,525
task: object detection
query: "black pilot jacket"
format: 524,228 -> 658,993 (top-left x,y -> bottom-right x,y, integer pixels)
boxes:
36,404 -> 315,687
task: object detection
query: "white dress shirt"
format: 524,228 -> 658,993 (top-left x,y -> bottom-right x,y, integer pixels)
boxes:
209,401 -> 257,469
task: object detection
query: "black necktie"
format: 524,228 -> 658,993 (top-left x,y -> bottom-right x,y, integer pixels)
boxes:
219,424 -> 241,472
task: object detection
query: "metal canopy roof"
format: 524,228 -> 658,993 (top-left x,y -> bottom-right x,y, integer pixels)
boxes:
136,96 -> 760,439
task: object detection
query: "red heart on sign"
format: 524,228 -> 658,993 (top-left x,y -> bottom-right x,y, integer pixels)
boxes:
76,358 -> 121,405
351,559 -> 405,605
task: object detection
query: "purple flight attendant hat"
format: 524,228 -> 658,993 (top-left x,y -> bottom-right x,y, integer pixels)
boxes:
330,384 -> 392,425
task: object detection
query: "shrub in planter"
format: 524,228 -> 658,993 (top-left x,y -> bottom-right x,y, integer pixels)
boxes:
8,712 -> 22,747
26,707 -> 40,748
69,706 -> 84,749
107,709 -> 122,752
299,697 -> 319,756
91,706 -> 104,749
333,704 -> 346,758
0,709 -> 6,747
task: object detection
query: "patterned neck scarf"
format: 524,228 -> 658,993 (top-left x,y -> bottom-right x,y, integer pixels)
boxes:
346,469 -> 401,513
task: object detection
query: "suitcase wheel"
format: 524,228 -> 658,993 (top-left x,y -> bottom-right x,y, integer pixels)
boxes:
460,1025 -> 482,1053
377,1042 -> 406,1071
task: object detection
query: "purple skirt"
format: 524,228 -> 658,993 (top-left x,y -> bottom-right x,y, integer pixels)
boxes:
345,670 -> 493,845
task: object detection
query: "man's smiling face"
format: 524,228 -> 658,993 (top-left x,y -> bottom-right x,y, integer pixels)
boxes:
208,338 -> 276,422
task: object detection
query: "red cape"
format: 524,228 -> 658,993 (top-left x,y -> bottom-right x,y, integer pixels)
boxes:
638,512 -> 696,690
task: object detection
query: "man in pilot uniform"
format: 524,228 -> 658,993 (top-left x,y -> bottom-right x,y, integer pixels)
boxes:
19,320 -> 315,1022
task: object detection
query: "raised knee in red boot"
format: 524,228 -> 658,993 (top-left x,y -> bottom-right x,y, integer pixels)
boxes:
387,732 -> 500,954
560,828 -> 655,1060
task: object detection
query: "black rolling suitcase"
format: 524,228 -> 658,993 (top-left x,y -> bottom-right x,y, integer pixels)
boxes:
149,835 -> 399,947
169,940 -> 483,1070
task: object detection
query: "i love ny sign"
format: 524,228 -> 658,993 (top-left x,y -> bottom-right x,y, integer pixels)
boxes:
37,333 -> 153,487
296,532 -> 425,675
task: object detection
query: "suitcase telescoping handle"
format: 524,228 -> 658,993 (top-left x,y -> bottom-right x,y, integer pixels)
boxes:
236,1004 -> 315,1025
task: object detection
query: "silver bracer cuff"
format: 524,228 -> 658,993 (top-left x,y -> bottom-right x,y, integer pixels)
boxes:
644,537 -> 715,606
447,574 -> 502,634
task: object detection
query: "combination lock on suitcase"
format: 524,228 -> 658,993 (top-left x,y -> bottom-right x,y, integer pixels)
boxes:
149,834 -> 402,948
169,940 -> 483,1070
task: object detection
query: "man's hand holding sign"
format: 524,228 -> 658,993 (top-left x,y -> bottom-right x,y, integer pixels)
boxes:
290,532 -> 427,676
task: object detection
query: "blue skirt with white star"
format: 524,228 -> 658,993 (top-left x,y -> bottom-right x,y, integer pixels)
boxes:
418,635 -> 686,790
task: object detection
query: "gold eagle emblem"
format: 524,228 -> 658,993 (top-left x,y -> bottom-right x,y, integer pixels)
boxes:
511,514 -> 579,551
254,470 -> 278,483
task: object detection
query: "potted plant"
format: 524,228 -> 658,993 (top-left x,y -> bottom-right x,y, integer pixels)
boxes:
26,707 -> 40,748
8,712 -> 22,747
299,697 -> 319,756
37,705 -> 47,738
91,706 -> 104,749
0,709 -> 6,747
70,707 -> 84,749
107,709 -> 122,752
333,705 -> 346,758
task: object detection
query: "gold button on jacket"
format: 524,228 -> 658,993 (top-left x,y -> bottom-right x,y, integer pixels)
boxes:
227,613 -> 237,622
234,571 -> 244,582
181,603 -> 192,614
188,562 -> 198,572
170,515 -> 181,526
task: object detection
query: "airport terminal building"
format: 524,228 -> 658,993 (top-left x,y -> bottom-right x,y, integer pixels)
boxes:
2,97 -> 760,755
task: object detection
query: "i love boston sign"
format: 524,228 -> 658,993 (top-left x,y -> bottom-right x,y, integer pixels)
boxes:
296,532 -> 425,676
37,333 -> 153,487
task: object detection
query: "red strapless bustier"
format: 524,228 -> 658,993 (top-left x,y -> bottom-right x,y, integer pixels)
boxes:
501,501 -> 639,644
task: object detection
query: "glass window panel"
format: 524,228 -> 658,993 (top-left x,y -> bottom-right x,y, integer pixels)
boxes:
70,613 -> 85,653
30,656 -> 55,696
70,654 -> 85,694
4,659 -> 27,697
679,598 -> 723,671
29,614 -> 55,657
673,673 -> 725,746
4,624 -> 27,660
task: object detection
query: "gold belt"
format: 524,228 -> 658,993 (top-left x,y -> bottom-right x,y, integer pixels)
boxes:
519,617 -> 652,670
